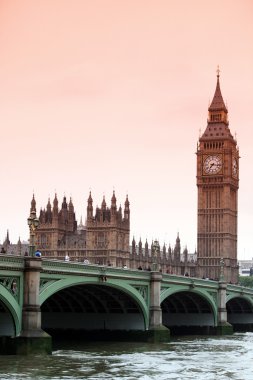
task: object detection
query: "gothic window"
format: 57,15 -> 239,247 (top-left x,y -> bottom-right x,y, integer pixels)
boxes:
96,232 -> 107,248
41,234 -> 47,248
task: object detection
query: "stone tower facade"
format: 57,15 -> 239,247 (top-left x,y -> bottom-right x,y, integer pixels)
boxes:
35,195 -> 85,260
196,71 -> 239,283
86,191 -> 130,267
34,192 -> 129,264
31,192 -> 196,274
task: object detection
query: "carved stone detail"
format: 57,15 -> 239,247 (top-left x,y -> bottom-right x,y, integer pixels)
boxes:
0,277 -> 19,301
40,279 -> 60,291
207,291 -> 217,304
133,285 -> 148,303
161,286 -> 170,295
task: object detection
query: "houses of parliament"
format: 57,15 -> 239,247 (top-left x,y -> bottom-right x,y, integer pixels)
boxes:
0,72 -> 239,283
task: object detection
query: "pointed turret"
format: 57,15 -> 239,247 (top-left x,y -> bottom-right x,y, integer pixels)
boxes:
101,196 -> 106,210
62,196 -> 67,209
101,196 -> 108,222
111,190 -> 116,206
60,196 -> 68,225
183,246 -> 188,263
46,198 -> 52,223
138,238 -> 142,255
79,216 -> 84,229
168,244 -> 172,261
174,233 -> 181,262
124,195 -> 130,221
40,208 -> 46,224
52,194 -> 59,223
87,192 -> 93,220
175,233 -> 180,250
118,204 -> 122,221
68,197 -> 76,232
95,205 -> 101,221
163,243 -> 166,257
4,230 -> 10,245
47,198 -> 51,210
132,236 -> 136,255
69,197 -> 75,217
30,194 -> 36,215
17,237 -> 22,255
145,239 -> 149,257
53,194 -> 58,213
111,191 -> 117,212
69,197 -> 74,211
77,216 -> 85,234
3,230 -> 10,253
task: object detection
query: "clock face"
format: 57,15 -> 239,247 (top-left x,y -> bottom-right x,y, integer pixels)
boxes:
203,155 -> 222,175
232,157 -> 238,177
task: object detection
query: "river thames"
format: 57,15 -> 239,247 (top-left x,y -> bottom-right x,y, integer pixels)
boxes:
0,333 -> 252,379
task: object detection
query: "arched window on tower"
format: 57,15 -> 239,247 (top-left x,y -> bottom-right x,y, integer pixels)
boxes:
41,234 -> 47,248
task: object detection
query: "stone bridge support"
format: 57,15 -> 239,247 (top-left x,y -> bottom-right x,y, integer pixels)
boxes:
13,258 -> 52,354
148,271 -> 170,342
217,281 -> 233,335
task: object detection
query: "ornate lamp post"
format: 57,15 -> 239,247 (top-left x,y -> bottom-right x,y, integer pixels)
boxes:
152,239 -> 159,271
27,210 -> 39,257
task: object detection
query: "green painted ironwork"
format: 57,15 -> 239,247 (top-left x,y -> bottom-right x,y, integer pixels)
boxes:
0,255 -> 253,337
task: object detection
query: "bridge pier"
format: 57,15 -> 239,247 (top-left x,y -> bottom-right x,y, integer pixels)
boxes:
216,281 -> 233,335
13,257 -> 52,354
148,271 -> 170,342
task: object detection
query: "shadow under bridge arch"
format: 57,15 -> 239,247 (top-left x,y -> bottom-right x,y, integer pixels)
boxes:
0,285 -> 20,337
41,283 -> 147,340
161,290 -> 216,336
227,296 -> 253,331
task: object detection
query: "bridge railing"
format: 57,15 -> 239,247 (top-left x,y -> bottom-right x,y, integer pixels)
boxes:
162,272 -> 219,289
0,254 -> 25,270
227,283 -> 253,296
1,255 -> 252,295
41,259 -> 152,280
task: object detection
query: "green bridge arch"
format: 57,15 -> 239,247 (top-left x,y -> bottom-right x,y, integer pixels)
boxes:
39,276 -> 149,330
0,284 -> 21,335
160,285 -> 218,326
226,293 -> 253,307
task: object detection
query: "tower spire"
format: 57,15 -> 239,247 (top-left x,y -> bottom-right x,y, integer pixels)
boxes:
216,64 -> 220,78
208,67 -> 227,114
200,68 -> 232,140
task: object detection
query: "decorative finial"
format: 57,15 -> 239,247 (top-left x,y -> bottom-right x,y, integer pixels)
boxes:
216,65 -> 220,78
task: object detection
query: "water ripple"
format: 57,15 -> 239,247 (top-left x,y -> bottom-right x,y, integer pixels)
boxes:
0,333 -> 252,379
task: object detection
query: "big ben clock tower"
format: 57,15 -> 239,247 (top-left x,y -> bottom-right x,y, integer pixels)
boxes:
196,69 -> 239,283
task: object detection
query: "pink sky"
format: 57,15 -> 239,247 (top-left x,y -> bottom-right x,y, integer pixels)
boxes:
0,0 -> 253,259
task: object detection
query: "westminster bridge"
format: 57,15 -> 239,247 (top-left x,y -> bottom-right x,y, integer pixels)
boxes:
0,255 -> 253,354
